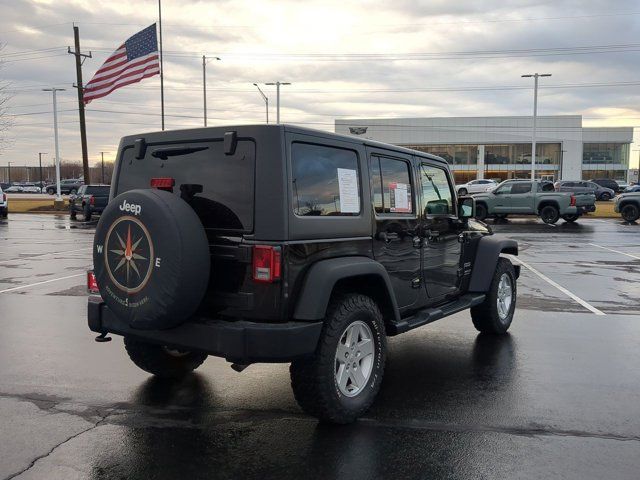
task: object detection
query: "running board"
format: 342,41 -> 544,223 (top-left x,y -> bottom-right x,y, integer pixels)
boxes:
389,293 -> 486,335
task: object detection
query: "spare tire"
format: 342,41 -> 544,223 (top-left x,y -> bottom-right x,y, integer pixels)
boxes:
93,189 -> 210,330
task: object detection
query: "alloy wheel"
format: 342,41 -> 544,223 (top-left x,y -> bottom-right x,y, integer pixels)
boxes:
334,321 -> 375,397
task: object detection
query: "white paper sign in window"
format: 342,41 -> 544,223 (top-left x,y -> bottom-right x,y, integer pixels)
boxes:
389,182 -> 411,213
337,168 -> 360,213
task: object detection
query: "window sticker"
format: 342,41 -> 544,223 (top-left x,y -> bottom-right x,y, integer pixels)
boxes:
389,182 -> 411,213
337,168 -> 360,213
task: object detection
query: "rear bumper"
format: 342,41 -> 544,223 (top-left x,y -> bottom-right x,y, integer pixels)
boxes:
88,297 -> 323,364
577,204 -> 596,213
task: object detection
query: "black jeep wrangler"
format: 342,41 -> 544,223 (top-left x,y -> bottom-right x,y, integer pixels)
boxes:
88,125 -> 519,423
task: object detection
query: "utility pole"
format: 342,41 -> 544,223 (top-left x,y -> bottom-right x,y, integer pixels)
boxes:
68,25 -> 92,184
253,83 -> 269,123
522,73 -> 552,180
42,88 -> 65,201
202,55 -> 221,126
99,151 -> 108,184
7,162 -> 11,184
265,82 -> 291,124
158,0 -> 165,130
38,152 -> 47,188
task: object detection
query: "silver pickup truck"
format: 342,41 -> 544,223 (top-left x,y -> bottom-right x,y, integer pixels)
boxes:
472,179 -> 596,224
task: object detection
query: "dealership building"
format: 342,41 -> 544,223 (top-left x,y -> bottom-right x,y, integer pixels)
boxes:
335,116 -> 633,184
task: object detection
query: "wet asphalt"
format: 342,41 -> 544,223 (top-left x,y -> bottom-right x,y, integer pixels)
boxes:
1,214 -> 639,479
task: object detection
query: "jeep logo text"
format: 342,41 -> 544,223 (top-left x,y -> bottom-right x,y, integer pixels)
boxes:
119,199 -> 142,216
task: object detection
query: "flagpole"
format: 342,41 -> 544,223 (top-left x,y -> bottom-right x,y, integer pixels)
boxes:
158,0 -> 165,130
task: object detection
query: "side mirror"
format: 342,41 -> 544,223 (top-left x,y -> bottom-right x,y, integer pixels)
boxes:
458,196 -> 475,219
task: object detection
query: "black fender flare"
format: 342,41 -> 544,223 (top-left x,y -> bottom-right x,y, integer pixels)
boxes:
468,236 -> 519,293
293,256 -> 400,323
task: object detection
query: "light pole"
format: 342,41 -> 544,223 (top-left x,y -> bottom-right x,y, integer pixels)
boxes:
99,151 -> 108,184
522,73 -> 551,180
38,153 -> 47,189
7,161 -> 11,184
265,82 -> 291,124
43,87 -> 65,200
202,55 -> 221,126
252,83 -> 269,123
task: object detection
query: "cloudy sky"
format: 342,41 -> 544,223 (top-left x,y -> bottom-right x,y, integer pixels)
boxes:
1,0 -> 640,168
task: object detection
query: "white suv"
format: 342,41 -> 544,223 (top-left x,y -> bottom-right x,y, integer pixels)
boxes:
0,186 -> 8,218
456,179 -> 497,196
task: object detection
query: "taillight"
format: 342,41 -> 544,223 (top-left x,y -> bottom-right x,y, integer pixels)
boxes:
89,195 -> 95,206
570,195 -> 576,206
150,177 -> 175,192
252,246 -> 281,283
87,270 -> 99,294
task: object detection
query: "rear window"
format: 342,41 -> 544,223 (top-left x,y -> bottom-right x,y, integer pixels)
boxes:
85,186 -> 110,195
118,139 -> 255,232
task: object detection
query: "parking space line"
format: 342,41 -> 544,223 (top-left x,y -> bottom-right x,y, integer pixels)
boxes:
509,256 -> 606,316
0,273 -> 85,294
588,243 -> 640,261
0,247 -> 91,266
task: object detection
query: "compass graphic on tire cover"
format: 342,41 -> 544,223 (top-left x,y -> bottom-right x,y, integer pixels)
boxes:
104,216 -> 155,294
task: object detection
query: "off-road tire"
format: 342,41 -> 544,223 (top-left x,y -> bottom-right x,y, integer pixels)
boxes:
124,337 -> 207,378
471,258 -> 516,335
458,188 -> 468,196
621,203 -> 639,222
540,205 -> 560,224
83,204 -> 92,222
46,188 -> 55,195
290,294 -> 386,424
475,203 -> 488,221
562,214 -> 579,223
600,192 -> 611,201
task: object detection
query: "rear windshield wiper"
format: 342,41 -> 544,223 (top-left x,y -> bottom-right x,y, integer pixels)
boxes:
151,146 -> 208,160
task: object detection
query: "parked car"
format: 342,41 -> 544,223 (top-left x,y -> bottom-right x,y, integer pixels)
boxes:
0,182 -> 10,191
69,185 -> 110,221
0,186 -> 8,218
20,183 -> 42,193
614,192 -> 640,222
456,179 -> 498,196
87,124 -> 520,424
615,180 -> 630,193
623,185 -> 640,193
591,178 -> 620,194
472,179 -> 596,223
45,179 -> 84,195
5,184 -> 24,193
554,180 -> 615,201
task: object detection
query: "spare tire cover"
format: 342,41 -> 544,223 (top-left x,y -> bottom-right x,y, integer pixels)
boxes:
93,189 -> 210,330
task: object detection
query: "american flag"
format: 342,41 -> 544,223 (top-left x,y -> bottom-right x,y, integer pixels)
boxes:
83,24 -> 160,104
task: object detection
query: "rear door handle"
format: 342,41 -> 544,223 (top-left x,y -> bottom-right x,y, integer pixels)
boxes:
379,232 -> 400,243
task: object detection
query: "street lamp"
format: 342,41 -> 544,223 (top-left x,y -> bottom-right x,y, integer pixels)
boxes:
265,82 -> 291,124
522,73 -> 551,180
252,83 -> 269,124
42,87 -> 66,200
202,55 -> 221,127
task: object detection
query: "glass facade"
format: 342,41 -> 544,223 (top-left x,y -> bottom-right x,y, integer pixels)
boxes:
404,143 -> 561,183
582,143 -> 629,180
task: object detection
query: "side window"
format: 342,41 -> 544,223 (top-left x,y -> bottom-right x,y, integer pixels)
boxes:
494,183 -> 512,194
511,182 -> 532,194
540,182 -> 554,192
420,164 -> 454,216
291,142 -> 360,216
374,156 -> 413,214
